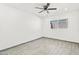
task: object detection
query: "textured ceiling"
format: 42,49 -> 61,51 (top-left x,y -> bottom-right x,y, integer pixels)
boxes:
4,3 -> 79,19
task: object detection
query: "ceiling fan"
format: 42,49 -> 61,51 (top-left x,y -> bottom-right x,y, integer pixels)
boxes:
35,3 -> 57,13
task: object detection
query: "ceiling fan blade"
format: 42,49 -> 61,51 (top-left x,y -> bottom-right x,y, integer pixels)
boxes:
48,8 -> 57,10
35,7 -> 43,9
39,10 -> 44,13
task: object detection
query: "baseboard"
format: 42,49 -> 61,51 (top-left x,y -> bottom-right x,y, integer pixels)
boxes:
43,36 -> 79,44
0,36 -> 79,52
0,37 -> 43,52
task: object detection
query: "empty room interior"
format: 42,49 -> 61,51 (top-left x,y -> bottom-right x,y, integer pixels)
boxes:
0,3 -> 79,55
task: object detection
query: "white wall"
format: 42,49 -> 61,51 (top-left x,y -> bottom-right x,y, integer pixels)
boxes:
0,4 -> 42,50
0,3 -> 79,50
42,11 -> 79,43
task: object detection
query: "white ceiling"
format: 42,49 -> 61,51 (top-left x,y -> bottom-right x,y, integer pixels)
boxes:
4,3 -> 79,19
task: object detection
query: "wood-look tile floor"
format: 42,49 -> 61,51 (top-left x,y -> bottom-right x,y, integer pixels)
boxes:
0,37 -> 79,55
